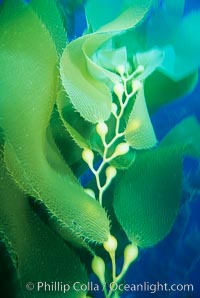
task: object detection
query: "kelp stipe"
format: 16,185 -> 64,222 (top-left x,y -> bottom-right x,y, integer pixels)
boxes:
0,0 -> 200,298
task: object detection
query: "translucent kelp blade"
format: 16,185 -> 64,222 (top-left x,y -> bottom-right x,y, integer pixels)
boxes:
45,124 -> 76,174
110,3 -> 199,111
85,0 -> 153,32
83,35 -> 121,86
85,0 -> 122,32
60,34 -> 113,123
0,0 -> 110,244
61,0 -> 154,124
30,0 -> 66,55
56,89 -> 91,148
125,88 -> 157,149
0,154 -> 88,298
114,117 -> 200,247
160,11 -> 200,81
135,48 -> 164,80
49,107 -> 83,165
95,46 -> 127,73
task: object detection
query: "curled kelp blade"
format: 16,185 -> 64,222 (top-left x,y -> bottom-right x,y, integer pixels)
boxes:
106,0 -> 199,114
60,0 -> 153,124
0,151 -> 88,298
0,0 -> 110,245
114,32 -> 198,115
114,117 -> 200,247
60,34 -> 113,124
85,0 -> 153,32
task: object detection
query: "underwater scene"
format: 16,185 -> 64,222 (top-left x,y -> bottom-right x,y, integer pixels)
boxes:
0,0 -> 200,297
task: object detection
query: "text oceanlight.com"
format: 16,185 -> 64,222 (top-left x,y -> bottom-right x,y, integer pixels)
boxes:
25,281 -> 194,294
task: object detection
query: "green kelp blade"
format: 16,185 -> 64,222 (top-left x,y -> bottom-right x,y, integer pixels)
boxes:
108,3 -> 198,114
56,88 -> 93,149
49,106 -> 83,165
0,231 -> 20,298
60,34 -> 113,124
61,0 -> 153,124
114,117 -> 200,247
145,70 -> 198,115
0,153 -> 88,298
45,124 -> 76,174
161,117 -> 200,158
0,0 -> 110,244
83,35 -> 121,86
0,127 -> 4,145
30,0 -> 66,55
114,146 -> 182,248
83,2 -> 153,86
125,88 -> 157,150
85,0 -> 153,32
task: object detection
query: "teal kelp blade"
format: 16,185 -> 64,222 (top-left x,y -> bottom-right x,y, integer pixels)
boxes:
85,0 -> 153,32
120,33 -> 198,115
160,11 -> 200,81
0,0 -> 110,245
111,0 -> 199,114
114,117 -> 200,247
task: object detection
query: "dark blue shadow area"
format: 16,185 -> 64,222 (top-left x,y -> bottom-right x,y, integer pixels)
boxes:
184,0 -> 200,13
